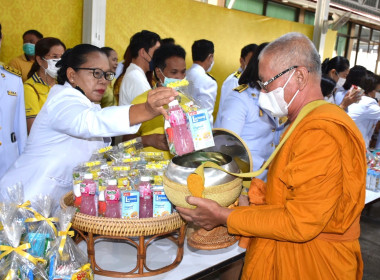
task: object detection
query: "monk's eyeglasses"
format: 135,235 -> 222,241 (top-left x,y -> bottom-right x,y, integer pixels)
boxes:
257,65 -> 298,92
74,67 -> 115,81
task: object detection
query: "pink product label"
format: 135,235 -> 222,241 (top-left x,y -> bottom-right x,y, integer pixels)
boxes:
139,184 -> 152,198
80,182 -> 96,195
169,109 -> 186,126
105,189 -> 120,202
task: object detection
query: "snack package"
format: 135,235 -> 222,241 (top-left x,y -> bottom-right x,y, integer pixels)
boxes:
187,109 -> 215,150
25,195 -> 58,258
0,203 -> 48,279
46,207 -> 93,279
166,100 -> 195,156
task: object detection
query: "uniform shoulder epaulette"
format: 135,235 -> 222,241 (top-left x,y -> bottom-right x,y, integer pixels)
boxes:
206,73 -> 216,81
2,64 -> 22,77
233,71 -> 241,79
233,84 -> 249,93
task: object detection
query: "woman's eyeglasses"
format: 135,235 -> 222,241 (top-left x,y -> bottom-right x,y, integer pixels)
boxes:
74,67 -> 115,81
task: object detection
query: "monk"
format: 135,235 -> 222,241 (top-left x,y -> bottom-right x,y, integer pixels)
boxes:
177,32 -> 366,280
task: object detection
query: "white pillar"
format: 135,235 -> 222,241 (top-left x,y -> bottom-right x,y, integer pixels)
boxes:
82,0 -> 106,47
313,0 -> 330,59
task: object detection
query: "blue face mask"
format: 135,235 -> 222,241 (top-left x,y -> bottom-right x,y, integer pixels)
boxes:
23,43 -> 35,56
158,68 -> 185,87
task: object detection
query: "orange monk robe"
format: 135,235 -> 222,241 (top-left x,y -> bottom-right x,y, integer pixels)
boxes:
227,103 -> 366,280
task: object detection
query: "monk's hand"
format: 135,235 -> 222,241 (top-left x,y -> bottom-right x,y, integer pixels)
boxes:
145,87 -> 178,119
176,197 -> 233,231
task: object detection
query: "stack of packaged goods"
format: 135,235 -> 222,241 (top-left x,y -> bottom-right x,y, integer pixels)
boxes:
72,138 -> 172,219
164,80 -> 215,156
0,183 -> 93,279
367,149 -> 380,192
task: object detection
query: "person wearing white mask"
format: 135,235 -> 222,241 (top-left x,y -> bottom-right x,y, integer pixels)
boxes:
0,43 -> 177,203
214,43 -> 257,128
321,56 -> 361,110
23,37 -> 66,134
186,39 -> 217,126
177,32 -> 366,280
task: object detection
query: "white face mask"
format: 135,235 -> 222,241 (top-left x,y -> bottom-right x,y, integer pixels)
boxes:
324,95 -> 335,104
336,77 -> 346,88
375,92 -> 380,100
43,58 -> 61,78
207,60 -> 214,72
258,70 -> 299,118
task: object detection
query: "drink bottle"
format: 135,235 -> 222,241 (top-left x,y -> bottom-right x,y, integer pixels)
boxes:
80,173 -> 97,216
105,179 -> 121,218
168,100 -> 194,156
139,176 -> 153,218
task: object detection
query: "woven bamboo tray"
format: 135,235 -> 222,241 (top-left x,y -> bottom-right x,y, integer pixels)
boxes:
60,191 -> 185,237
60,191 -> 187,278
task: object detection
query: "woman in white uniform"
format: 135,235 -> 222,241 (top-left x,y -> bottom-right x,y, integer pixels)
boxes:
0,44 -> 177,202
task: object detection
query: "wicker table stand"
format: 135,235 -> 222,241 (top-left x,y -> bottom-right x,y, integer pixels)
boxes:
61,192 -> 186,278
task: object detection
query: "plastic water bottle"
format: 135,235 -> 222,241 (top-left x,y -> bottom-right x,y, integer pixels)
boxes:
105,179 -> 121,218
168,100 -> 194,156
80,173 -> 97,216
139,176 -> 153,218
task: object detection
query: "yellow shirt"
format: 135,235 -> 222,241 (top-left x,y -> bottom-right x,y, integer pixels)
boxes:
8,54 -> 34,82
24,73 -> 52,118
101,80 -> 118,108
132,91 -> 191,159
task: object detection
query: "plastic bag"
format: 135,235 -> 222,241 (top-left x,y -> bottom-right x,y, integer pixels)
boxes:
25,195 -> 58,259
46,207 -> 92,279
0,203 -> 48,279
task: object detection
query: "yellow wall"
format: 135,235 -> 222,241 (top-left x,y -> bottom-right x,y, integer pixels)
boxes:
0,0 -> 83,64
106,0 -> 337,118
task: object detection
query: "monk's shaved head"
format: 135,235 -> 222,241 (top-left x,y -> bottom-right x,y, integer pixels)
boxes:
259,32 -> 321,78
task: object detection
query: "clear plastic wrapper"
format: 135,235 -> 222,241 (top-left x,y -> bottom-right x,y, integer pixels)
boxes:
5,182 -> 36,235
165,80 -> 201,113
90,145 -> 119,162
46,207 -> 92,279
117,138 -> 144,156
25,195 -> 58,259
139,152 -> 164,162
0,203 -> 48,279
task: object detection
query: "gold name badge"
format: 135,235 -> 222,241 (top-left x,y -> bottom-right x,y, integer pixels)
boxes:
7,91 -> 17,96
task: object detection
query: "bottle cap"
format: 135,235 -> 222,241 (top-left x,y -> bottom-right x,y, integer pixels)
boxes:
108,179 -> 117,186
84,173 -> 93,179
169,100 -> 179,106
140,176 -> 151,182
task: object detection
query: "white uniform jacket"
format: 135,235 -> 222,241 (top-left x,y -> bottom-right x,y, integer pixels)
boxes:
348,95 -> 380,148
0,82 -> 140,202
0,64 -> 27,177
215,85 -> 281,181
214,70 -> 240,128
186,63 -> 217,125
